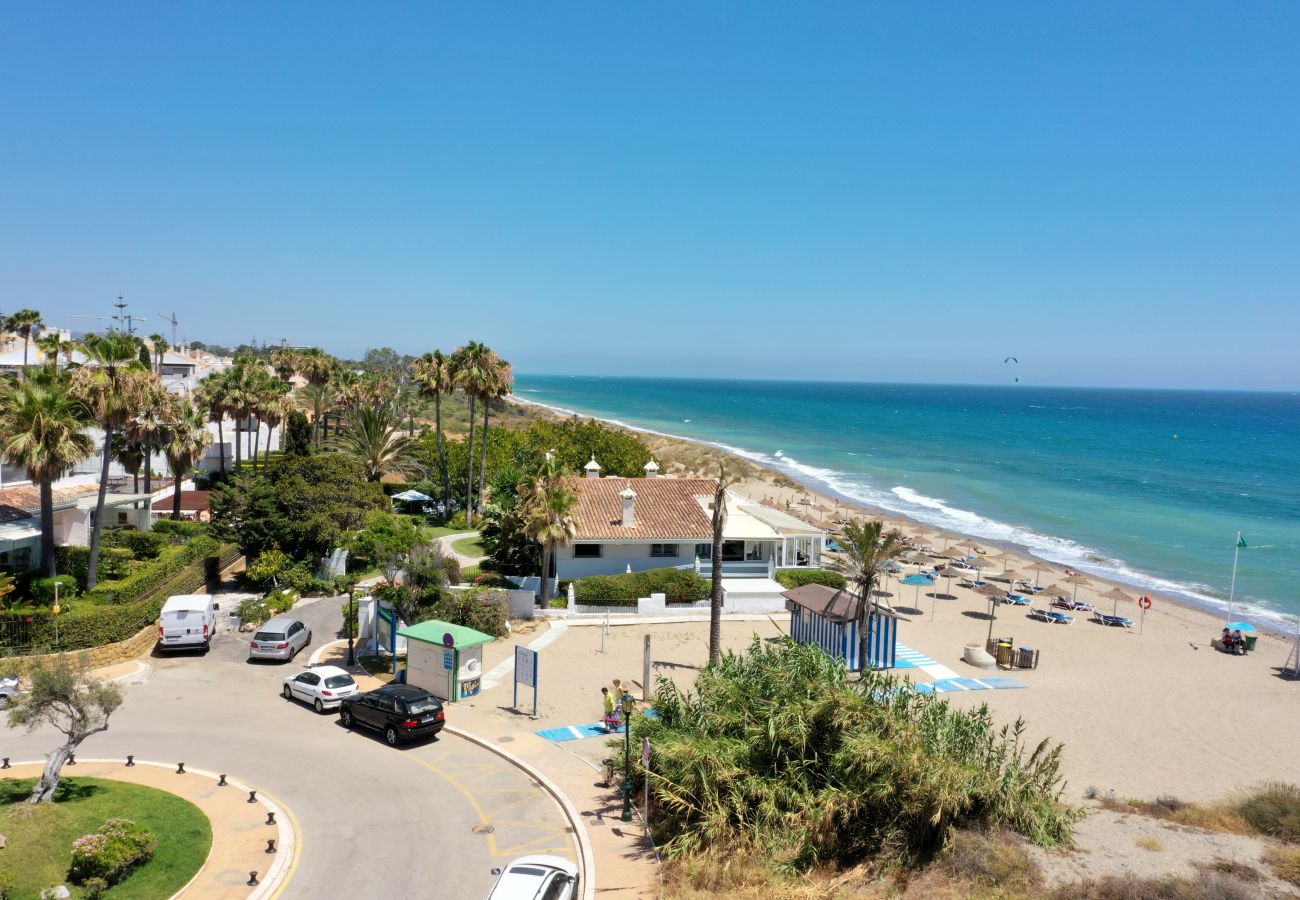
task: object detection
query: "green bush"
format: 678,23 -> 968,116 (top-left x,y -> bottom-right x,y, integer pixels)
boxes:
429,588 -> 509,637
572,568 -> 710,604
104,529 -> 168,560
31,576 -> 78,606
57,546 -> 134,590
1236,782 -> 1300,843
151,519 -> 211,539
236,589 -> 299,627
69,818 -> 156,888
84,537 -> 220,607
774,569 -> 847,590
281,562 -> 335,596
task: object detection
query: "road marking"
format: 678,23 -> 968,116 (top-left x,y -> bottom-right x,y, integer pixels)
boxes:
480,620 -> 569,690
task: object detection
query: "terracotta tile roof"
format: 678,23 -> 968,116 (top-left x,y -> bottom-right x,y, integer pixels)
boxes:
0,482 -> 100,513
152,490 -> 211,511
563,476 -> 716,541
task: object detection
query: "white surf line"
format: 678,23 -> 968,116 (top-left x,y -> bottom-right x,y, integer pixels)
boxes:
480,620 -> 570,690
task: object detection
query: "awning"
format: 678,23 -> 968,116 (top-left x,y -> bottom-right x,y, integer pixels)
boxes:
391,489 -> 433,502
0,524 -> 41,544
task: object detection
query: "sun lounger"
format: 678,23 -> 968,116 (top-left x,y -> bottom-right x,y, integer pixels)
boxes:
1003,593 -> 1031,605
1051,598 -> 1076,611
1030,608 -> 1074,624
1092,611 -> 1133,628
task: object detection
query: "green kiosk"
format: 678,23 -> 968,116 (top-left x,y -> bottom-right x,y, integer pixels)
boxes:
398,619 -> 494,702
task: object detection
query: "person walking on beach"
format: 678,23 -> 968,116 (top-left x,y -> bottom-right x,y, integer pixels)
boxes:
601,686 -> 616,731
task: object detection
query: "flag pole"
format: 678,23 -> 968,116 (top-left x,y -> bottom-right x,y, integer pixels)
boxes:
1226,531 -> 1241,623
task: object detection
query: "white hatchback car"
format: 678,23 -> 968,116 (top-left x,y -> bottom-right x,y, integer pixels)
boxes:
281,665 -> 358,713
485,855 -> 580,900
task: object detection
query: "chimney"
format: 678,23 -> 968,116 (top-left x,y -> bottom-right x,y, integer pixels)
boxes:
643,458 -> 660,478
584,455 -> 601,479
620,485 -> 637,527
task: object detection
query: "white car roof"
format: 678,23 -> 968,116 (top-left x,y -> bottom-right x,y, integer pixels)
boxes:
490,854 -> 580,897
305,665 -> 351,678
161,594 -> 212,612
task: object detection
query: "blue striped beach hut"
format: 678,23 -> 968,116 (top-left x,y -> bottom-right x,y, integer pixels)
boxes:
783,584 -> 898,672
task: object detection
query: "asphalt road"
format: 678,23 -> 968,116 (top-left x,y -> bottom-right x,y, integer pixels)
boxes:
3,593 -> 577,899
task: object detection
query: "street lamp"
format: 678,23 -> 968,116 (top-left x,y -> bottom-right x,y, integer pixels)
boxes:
346,589 -> 356,667
620,691 -> 635,822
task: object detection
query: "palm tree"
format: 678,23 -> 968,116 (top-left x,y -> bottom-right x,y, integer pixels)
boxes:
193,372 -> 229,475
258,390 -> 292,469
7,308 -> 43,369
246,371 -> 287,470
477,354 -> 514,520
328,404 -> 420,482
296,382 -> 338,447
453,341 -> 493,525
269,347 -> 301,383
521,455 -> 576,607
125,384 -> 175,496
147,334 -> 170,375
164,399 -> 214,520
295,347 -> 338,386
0,367 -> 95,577
73,333 -> 150,589
35,331 -> 76,368
110,432 -> 145,493
410,349 -> 456,512
222,358 -> 265,472
707,465 -> 734,666
831,520 -> 908,668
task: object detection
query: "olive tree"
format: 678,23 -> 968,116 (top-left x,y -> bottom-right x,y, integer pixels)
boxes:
7,657 -> 124,804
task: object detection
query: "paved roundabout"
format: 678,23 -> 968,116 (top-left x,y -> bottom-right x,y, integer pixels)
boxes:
2,594 -> 579,899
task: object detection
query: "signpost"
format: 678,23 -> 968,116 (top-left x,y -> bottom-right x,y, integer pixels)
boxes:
641,737 -> 651,835
642,634 -> 651,702
514,645 -> 539,719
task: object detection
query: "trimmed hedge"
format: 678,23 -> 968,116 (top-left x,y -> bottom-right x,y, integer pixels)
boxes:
103,529 -> 168,560
57,546 -> 134,590
151,519 -> 211,539
28,541 -> 239,650
84,536 -> 220,606
572,568 -> 710,605
775,569 -> 847,590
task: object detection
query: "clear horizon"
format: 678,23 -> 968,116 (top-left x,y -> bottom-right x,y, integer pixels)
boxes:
3,4 -> 1299,391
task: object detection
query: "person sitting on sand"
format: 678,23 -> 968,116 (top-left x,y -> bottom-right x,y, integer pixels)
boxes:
1233,629 -> 1246,654
1220,628 -> 1236,652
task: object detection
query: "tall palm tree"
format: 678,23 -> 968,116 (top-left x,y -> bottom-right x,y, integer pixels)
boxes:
126,383 -> 174,496
831,520 -> 908,669
410,349 -> 456,513
193,371 -> 229,475
147,334 -> 170,375
269,346 -> 301,383
296,382 -> 338,447
0,367 -> 96,577
453,341 -> 493,525
35,331 -> 76,368
708,465 -> 734,666
164,399 -> 214,520
7,308 -> 43,369
328,404 -> 420,482
110,431 -> 145,493
521,455 -> 576,607
295,347 -> 338,386
222,357 -> 264,472
74,333 -> 150,589
477,354 -> 514,520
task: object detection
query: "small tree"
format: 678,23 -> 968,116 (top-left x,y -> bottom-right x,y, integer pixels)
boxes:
831,520 -> 908,669
7,657 -> 124,804
246,546 -> 290,588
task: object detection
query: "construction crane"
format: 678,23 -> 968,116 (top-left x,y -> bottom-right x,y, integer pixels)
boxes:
158,311 -> 180,345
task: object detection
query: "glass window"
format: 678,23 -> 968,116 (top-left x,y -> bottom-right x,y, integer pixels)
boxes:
650,544 -> 678,558
324,674 -> 355,689
694,543 -> 712,560
297,672 -> 320,685
745,543 -> 764,561
254,632 -> 285,642
721,541 -> 745,561
573,544 -> 602,558
406,696 -> 442,715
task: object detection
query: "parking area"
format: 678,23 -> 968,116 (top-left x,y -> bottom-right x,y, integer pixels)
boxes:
2,592 -> 576,899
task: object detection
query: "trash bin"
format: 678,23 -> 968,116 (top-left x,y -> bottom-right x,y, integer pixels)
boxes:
1244,634 -> 1258,652
602,758 -> 616,787
996,640 -> 1014,668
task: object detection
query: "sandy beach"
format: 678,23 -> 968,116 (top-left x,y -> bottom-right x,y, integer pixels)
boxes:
509,397 -> 1300,803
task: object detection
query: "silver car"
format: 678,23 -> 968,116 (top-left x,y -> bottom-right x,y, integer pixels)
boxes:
0,674 -> 20,707
248,617 -> 312,662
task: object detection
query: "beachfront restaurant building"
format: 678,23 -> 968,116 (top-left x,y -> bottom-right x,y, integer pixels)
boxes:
551,459 -> 826,607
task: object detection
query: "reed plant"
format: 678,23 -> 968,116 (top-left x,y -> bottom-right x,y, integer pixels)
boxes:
627,637 -> 1079,872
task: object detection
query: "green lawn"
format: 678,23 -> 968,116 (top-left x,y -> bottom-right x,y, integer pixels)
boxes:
423,525 -> 472,540
451,535 -> 485,558
0,776 -> 211,899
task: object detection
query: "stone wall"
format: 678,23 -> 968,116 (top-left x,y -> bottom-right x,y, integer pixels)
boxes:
7,622 -> 157,673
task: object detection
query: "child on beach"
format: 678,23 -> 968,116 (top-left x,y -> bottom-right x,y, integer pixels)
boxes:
601,686 -> 617,731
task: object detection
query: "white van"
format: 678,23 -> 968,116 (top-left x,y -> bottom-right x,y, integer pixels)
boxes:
157,594 -> 218,652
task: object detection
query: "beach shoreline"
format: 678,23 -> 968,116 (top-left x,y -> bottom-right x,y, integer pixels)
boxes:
509,394 -> 1294,642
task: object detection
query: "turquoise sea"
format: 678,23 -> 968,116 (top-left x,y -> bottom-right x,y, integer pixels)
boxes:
515,375 -> 1300,630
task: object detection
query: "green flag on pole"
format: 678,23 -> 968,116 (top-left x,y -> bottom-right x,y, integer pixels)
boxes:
1237,535 -> 1248,548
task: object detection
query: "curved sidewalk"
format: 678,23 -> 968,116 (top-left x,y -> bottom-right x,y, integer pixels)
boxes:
2,759 -> 296,898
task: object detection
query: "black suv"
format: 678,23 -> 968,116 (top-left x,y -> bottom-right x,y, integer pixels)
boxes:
339,684 -> 446,745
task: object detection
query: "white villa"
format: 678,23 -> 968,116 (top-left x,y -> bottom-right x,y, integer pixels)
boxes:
555,458 -> 826,600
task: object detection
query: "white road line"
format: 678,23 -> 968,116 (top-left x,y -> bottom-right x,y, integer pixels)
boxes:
480,620 -> 570,690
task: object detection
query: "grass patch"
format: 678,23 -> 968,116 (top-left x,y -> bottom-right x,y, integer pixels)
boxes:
1192,857 -> 1259,882
460,564 -> 482,582
0,776 -> 211,899
1050,873 -> 1258,899
1098,798 -> 1252,835
1263,845 -> 1300,887
1134,835 -> 1164,852
423,526 -> 471,540
662,853 -> 860,899
1234,781 -> 1300,843
450,535 -> 485,558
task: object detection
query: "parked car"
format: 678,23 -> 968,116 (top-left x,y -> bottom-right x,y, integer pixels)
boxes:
281,665 -> 358,713
485,855 -> 580,900
0,674 -> 20,707
157,594 -> 218,652
338,684 -> 445,745
248,616 -> 312,662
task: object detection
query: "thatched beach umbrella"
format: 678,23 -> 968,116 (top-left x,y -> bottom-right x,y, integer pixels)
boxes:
1099,586 -> 1133,616
1027,560 -> 1056,587
1064,572 -> 1091,603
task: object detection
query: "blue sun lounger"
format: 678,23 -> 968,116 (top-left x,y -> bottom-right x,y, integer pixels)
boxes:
1093,611 -> 1133,628
1030,607 -> 1073,624
1003,593 -> 1032,606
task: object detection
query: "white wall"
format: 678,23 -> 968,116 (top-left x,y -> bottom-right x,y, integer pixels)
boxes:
555,541 -> 701,579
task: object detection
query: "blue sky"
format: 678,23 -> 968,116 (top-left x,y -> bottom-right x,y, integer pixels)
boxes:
2,3 -> 1298,389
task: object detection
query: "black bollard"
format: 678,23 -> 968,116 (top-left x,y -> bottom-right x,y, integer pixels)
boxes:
247,789 -> 258,804
176,762 -> 186,774
247,872 -> 259,886
217,774 -> 227,786
266,811 -> 276,826
125,755 -> 135,767
1,758 -> 9,769
266,839 -> 277,854
67,753 -> 76,766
